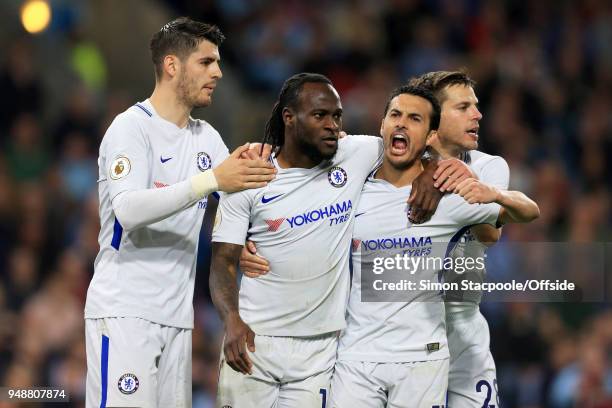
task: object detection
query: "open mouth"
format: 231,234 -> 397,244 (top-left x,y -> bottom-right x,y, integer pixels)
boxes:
390,133 -> 409,154
466,127 -> 479,140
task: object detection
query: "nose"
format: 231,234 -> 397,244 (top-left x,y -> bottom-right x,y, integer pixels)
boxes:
212,61 -> 222,79
472,106 -> 483,121
326,116 -> 340,132
396,116 -> 409,130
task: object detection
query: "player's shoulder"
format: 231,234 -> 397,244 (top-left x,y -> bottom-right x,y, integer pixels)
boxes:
336,135 -> 382,167
466,150 -> 508,172
190,117 -> 220,136
100,104 -> 151,149
340,134 -> 381,150
190,117 -> 228,149
222,183 -> 263,203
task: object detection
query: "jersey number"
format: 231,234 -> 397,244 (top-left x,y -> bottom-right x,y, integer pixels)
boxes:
476,379 -> 500,407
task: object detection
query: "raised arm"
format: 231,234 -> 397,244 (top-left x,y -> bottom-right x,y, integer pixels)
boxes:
454,179 -> 540,225
495,190 -> 541,224
210,242 -> 255,375
113,144 -> 275,231
409,157 -> 474,223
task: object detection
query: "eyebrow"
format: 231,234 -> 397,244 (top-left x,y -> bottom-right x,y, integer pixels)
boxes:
454,99 -> 478,106
389,109 -> 422,117
311,108 -> 343,114
198,55 -> 220,62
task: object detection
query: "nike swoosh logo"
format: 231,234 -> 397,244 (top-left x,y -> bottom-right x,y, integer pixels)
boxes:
355,212 -> 366,217
160,156 -> 172,163
261,194 -> 283,204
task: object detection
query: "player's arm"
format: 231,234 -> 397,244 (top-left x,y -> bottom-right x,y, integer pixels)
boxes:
470,224 -> 501,246
409,157 -> 474,223
454,179 -> 540,224
210,242 -> 255,375
113,144 -> 275,231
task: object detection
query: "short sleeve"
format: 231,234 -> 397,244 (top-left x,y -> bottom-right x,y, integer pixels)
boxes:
475,156 -> 509,190
100,113 -> 151,201
211,190 -> 254,246
447,196 -> 501,228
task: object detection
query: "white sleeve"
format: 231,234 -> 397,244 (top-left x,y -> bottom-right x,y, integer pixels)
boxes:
103,114 -> 220,231
346,135 -> 384,172
101,113 -> 151,201
447,196 -> 501,227
211,191 -> 254,246
112,170 -> 218,231
475,156 -> 510,190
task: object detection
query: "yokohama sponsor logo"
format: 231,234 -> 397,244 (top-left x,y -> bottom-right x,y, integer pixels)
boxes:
286,200 -> 352,228
154,181 -> 169,188
264,200 -> 353,232
265,218 -> 286,232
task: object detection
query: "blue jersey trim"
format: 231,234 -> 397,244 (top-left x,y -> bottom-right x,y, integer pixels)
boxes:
111,218 -> 123,250
212,192 -> 220,200
438,224 -> 473,289
100,335 -> 109,408
444,225 -> 473,259
135,103 -> 153,117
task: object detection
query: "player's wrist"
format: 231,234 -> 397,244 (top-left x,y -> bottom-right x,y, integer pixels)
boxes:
492,188 -> 504,204
223,311 -> 243,325
190,169 -> 218,198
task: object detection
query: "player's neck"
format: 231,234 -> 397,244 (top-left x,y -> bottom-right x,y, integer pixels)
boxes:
149,85 -> 191,129
276,142 -> 322,169
428,139 -> 464,159
376,160 -> 423,188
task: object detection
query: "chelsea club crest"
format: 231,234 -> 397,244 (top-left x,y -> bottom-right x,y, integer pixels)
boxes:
328,166 -> 347,188
117,373 -> 139,395
197,152 -> 212,171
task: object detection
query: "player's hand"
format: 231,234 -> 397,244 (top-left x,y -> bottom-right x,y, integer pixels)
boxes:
240,241 -> 270,278
455,178 -> 501,204
214,144 -> 276,193
240,143 -> 273,162
339,131 -> 347,138
433,158 -> 475,192
223,313 -> 256,375
408,160 -> 443,224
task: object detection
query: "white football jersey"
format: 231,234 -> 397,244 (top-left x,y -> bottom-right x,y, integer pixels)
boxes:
337,173 -> 501,363
85,99 -> 229,329
212,135 -> 383,336
444,150 -> 509,316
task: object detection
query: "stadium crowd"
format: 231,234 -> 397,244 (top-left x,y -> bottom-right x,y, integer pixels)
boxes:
0,0 -> 610,407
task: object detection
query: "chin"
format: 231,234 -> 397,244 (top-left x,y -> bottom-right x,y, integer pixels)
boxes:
195,100 -> 212,108
320,148 -> 337,161
387,155 -> 416,169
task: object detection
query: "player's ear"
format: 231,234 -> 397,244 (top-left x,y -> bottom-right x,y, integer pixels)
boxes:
163,55 -> 180,79
282,107 -> 294,127
426,129 -> 437,146
379,118 -> 385,137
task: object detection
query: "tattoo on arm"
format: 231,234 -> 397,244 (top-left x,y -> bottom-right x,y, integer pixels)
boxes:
210,242 -> 243,321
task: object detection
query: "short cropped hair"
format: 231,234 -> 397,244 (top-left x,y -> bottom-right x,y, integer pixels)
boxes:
408,70 -> 476,105
150,17 -> 225,79
383,85 -> 441,131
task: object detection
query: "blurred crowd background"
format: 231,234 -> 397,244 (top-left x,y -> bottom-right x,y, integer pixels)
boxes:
0,0 -> 610,407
